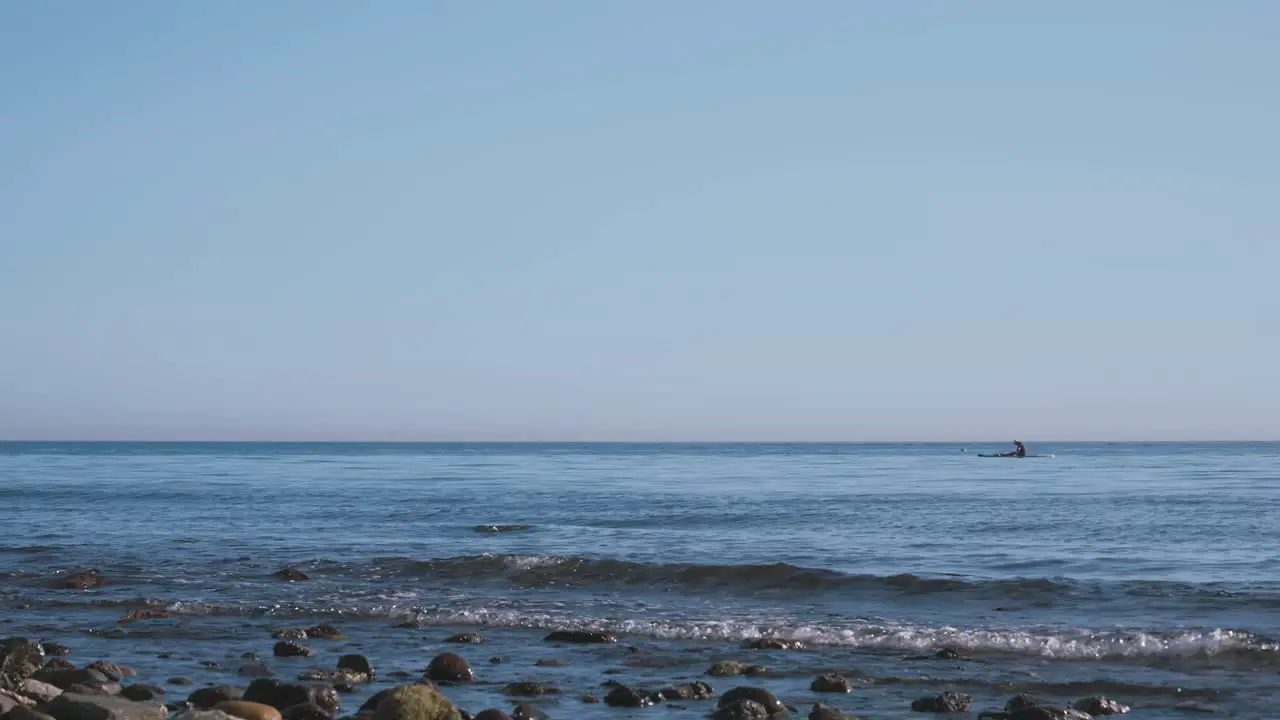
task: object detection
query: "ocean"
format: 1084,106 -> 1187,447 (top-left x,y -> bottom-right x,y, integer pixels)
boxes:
1,442 -> 1277,718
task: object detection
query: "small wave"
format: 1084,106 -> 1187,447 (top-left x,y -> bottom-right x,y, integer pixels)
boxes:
9,594 -> 1277,670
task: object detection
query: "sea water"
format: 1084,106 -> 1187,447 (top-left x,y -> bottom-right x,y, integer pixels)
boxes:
2,442 -> 1277,717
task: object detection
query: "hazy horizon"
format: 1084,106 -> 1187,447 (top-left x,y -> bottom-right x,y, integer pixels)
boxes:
3,2 -> 1277,442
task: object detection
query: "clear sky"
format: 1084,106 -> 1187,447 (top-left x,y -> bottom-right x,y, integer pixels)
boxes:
1,1 -> 1276,442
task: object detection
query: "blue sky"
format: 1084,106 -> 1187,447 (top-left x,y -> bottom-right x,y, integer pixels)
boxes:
1,1 -> 1276,441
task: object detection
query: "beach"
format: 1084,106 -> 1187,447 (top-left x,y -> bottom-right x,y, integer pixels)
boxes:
2,442 -> 1277,718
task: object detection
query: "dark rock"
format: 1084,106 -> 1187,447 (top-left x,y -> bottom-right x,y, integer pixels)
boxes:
472,525 -> 531,534
358,689 -> 394,714
242,654 -> 260,661
604,685 -> 659,708
2,638 -> 44,690
712,700 -> 769,720
273,569 -> 309,582
707,662 -> 748,678
424,654 -> 471,684
6,706 -> 58,720
241,680 -> 281,707
1072,697 -> 1130,716
188,687 -> 243,709
168,679 -> 193,687
717,688 -> 785,716
271,631 -> 308,642
499,684 -> 557,698
743,639 -> 804,651
1007,695 -> 1052,713
43,661 -> 77,673
471,712 -> 510,720
369,685 -> 460,720
118,610 -> 170,623
745,666 -> 769,677
810,674 -> 851,693
120,686 -> 165,703
1,692 -> 22,716
442,635 -> 481,645
808,704 -> 850,720
236,664 -> 272,679
541,631 -> 615,644
41,644 -> 71,658
272,643 -> 313,659
31,670 -> 110,691
336,656 -> 372,679
532,660 -> 566,668
41,693 -> 166,720
934,647 -> 964,660
509,705 -> 546,720
303,626 -> 341,642
268,684 -> 339,716
659,682 -> 714,701
912,691 -> 972,713
65,683 -> 123,697
1010,710 -> 1093,720
85,664 -> 134,682
282,703 -> 332,720
50,573 -> 107,590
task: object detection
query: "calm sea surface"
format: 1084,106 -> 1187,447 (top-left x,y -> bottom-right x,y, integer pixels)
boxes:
2,442 -> 1278,718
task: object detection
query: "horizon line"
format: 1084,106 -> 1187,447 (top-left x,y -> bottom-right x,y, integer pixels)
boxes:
1,438 -> 1276,444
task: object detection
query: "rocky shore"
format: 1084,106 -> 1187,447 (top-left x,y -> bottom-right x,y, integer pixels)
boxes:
2,631 -> 1132,720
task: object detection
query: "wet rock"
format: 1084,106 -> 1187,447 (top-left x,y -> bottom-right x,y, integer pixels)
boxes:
1009,709 -> 1093,720
31,670 -> 109,691
65,683 -> 123,697
604,685 -> 659,708
21,678 -> 62,703
442,635 -> 481,645
40,645 -> 70,658
118,611 -> 170,623
472,525 -> 531,534
499,684 -> 557,698
271,631 -> 308,642
85,664 -> 134,682
509,705 -> 545,720
6,705 -> 58,720
369,685 -> 461,720
809,704 -> 854,720
214,701 -> 282,720
712,700 -> 769,720
809,674 -> 851,693
50,573 -> 106,590
237,664 -> 272,679
424,654 -> 471,684
272,643 -> 313,659
168,679 -> 193,687
1072,697 -> 1130,716
171,712 -> 238,720
743,639 -> 804,651
303,626 -> 342,642
281,703 -> 332,720
119,686 -> 164,703
41,693 -> 166,720
336,656 -> 372,680
257,683 -> 339,716
188,687 -> 243,709
717,688 -> 785,716
273,569 -> 309,582
1,692 -> 23,716
471,712 -> 511,720
2,639 -> 46,688
934,647 -> 965,660
241,680 -> 281,708
745,666 -> 769,677
532,660 -> 567,668
1007,695 -> 1052,713
707,662 -> 748,678
912,691 -> 972,713
42,661 -> 76,673
541,631 -> 615,644
659,682 -> 714,701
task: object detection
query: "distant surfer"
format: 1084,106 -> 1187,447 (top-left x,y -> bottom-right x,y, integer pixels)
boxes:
1011,441 -> 1027,458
